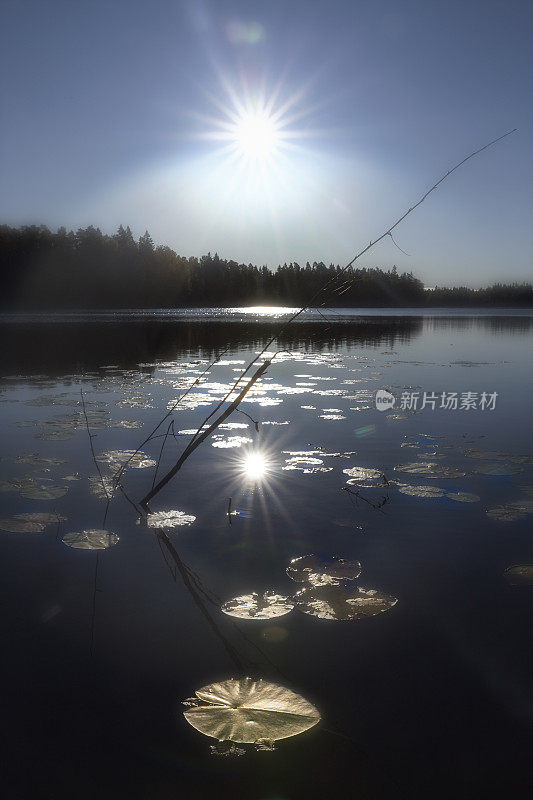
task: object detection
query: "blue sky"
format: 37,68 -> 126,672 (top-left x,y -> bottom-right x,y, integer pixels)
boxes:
1,0 -> 532,285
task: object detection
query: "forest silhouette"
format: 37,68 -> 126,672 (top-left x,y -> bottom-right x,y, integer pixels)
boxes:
1,224 -> 532,309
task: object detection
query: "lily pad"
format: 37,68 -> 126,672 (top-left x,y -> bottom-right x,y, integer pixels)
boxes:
183,677 -> 320,743
14,512 -> 67,524
503,565 -> 533,586
14,453 -> 67,467
62,530 -> 119,550
396,484 -> 445,498
142,509 -> 196,529
342,467 -> 383,481
474,462 -> 523,476
445,491 -> 480,503
97,449 -> 156,469
287,554 -> 362,586
20,485 -> 68,500
88,475 -> 115,499
293,583 -> 398,620
0,517 -> 45,533
485,505 -> 525,522
395,462 -> 465,479
211,436 -> 253,449
221,591 -> 294,619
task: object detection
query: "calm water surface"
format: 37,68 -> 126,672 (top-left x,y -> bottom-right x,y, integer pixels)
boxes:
1,309 -> 532,799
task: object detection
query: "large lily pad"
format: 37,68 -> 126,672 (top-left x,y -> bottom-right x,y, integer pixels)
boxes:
183,678 -> 320,743
287,554 -> 362,586
221,592 -> 294,619
62,530 -> 119,550
294,583 -> 398,620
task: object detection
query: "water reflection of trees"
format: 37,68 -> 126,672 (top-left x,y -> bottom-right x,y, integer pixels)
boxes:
424,315 -> 533,335
0,317 -> 423,376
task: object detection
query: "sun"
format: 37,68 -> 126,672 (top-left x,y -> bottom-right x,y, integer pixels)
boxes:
233,111 -> 280,159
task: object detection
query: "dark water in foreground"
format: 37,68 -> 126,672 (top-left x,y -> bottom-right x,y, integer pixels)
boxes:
1,309 -> 532,800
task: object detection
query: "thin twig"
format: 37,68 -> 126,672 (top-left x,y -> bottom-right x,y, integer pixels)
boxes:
388,232 -> 411,257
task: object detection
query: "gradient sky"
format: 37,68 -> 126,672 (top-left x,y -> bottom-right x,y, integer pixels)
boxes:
1,0 -> 532,286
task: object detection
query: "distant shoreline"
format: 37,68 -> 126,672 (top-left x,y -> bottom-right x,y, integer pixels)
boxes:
2,224 -> 532,309
2,306 -> 533,319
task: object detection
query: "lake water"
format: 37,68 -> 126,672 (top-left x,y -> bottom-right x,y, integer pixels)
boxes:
1,308 -> 532,799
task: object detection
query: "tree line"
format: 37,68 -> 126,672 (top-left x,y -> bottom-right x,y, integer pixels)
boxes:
1,224 -> 531,309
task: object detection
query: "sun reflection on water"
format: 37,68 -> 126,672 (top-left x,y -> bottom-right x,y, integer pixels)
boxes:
242,452 -> 269,481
